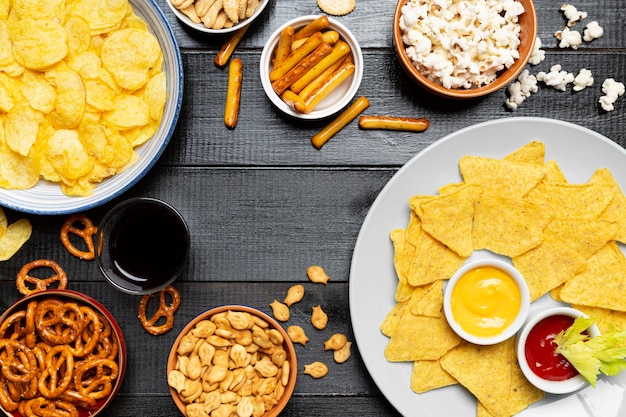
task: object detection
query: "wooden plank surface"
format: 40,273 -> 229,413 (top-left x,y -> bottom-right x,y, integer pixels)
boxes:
1,0 -> 625,416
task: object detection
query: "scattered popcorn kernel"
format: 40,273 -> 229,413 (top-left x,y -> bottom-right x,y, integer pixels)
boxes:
536,64 -> 575,91
583,21 -> 604,42
555,27 -> 582,49
269,299 -> 290,322
283,284 -> 305,307
303,361 -> 328,378
287,325 -> 309,346
560,4 -> 587,27
307,265 -> 330,284
599,78 -> 625,112
311,305 -> 328,330
505,69 -> 538,110
573,68 -> 594,91
528,37 -> 545,65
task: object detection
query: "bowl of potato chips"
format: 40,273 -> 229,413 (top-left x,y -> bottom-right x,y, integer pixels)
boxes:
167,305 -> 297,417
0,0 -> 183,215
166,0 -> 269,33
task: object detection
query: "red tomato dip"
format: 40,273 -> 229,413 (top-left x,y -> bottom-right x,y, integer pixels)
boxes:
524,314 -> 578,381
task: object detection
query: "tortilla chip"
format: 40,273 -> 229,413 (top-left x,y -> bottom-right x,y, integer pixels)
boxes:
542,160 -> 568,184
459,155 -> 546,198
409,280 -> 444,318
542,217 -> 617,258
384,311 -> 460,362
411,360 -> 457,393
512,240 -> 587,301
525,182 -> 615,218
559,242 -> 626,312
573,304 -> 626,333
380,301 -> 407,338
419,184 -> 481,257
591,168 -> 626,243
472,194 -> 552,257
503,140 -> 545,165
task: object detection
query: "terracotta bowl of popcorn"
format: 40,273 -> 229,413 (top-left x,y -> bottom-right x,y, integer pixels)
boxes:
167,305 -> 297,417
393,0 -> 538,99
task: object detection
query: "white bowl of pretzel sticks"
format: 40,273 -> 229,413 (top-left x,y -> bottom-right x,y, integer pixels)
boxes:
166,0 -> 269,33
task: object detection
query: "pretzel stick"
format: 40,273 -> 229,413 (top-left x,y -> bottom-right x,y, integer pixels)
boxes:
290,30 -> 339,51
224,57 -> 243,128
294,15 -> 329,40
269,31 -> 323,82
290,40 -> 350,94
358,115 -> 430,132
274,26 -> 295,67
214,25 -> 250,67
271,42 -> 332,95
302,60 -> 355,114
298,56 -> 348,103
311,96 -> 370,149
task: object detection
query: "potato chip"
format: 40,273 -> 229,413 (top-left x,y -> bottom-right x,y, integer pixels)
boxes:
0,207 -> 7,236
0,218 -> 32,261
84,79 -> 117,111
472,194 -> 552,257
512,240 -> 587,301
410,360 -> 457,393
384,310 -> 460,362
11,19 -> 68,70
144,72 -> 167,121
0,20 -> 13,68
418,184 -> 481,257
5,103 -> 43,156
49,70 -> 86,129
46,129 -> 94,180
21,78 -> 57,114
12,0 -> 66,21
68,0 -> 129,35
101,28 -> 162,91
440,340 -> 514,417
559,242 -> 626,312
64,16 -> 92,57
459,155 -> 546,198
103,95 -> 150,129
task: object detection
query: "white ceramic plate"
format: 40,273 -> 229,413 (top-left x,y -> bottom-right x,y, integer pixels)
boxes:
349,117 -> 626,417
0,0 -> 183,215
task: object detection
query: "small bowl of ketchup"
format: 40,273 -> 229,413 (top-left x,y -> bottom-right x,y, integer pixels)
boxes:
516,306 -> 601,394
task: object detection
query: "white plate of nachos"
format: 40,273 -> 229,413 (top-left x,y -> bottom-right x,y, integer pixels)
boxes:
350,117 -> 626,417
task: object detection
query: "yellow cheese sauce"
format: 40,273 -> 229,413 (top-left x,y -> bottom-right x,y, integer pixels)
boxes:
450,265 -> 521,338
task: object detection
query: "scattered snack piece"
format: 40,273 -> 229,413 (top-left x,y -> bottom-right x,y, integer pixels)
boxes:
560,4 -> 587,27
60,214 -> 97,260
287,325 -> 309,345
358,115 -> 429,132
536,64 -> 574,91
0,209 -> 32,261
599,78 -> 625,112
284,284 -> 305,306
303,361 -> 328,378
583,21 -> 604,42
306,265 -> 331,284
505,69 -> 538,111
317,0 -> 356,16
311,305 -> 328,330
555,27 -> 582,49
138,285 -> 181,335
573,68 -> 594,91
311,96 -> 370,149
224,57 -> 243,129
528,37 -> 545,66
214,25 -> 250,67
333,340 -> 352,363
270,299 -> 290,321
324,333 -> 348,351
16,259 -> 68,295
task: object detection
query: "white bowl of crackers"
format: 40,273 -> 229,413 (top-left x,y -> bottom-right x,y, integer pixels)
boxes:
167,305 -> 297,417
0,289 -> 126,417
260,15 -> 364,120
166,0 -> 269,33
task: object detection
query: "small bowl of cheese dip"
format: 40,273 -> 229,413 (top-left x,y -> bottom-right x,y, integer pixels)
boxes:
443,258 -> 530,345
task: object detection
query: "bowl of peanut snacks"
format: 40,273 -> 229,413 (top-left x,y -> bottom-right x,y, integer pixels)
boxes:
166,305 -> 297,417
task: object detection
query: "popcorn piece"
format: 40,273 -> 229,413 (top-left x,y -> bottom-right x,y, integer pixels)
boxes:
573,68 -> 594,91
583,21 -> 604,42
505,69 -> 538,110
536,64 -> 575,91
399,0 -> 525,89
555,27 -> 582,49
560,4 -> 587,27
599,78 -> 625,112
528,37 -> 545,65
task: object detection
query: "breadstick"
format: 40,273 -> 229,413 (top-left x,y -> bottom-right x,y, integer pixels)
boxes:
271,42 -> 332,95
294,15 -> 329,40
303,60 -> 355,114
224,58 -> 243,128
311,96 -> 370,149
289,40 -> 350,94
274,26 -> 295,67
358,116 -> 430,132
214,25 -> 250,67
291,30 -> 339,51
269,31 -> 323,82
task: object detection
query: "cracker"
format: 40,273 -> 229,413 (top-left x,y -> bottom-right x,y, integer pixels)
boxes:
317,0 -> 356,16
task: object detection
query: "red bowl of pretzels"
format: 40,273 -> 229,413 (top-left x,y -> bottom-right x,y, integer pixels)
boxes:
0,289 -> 126,417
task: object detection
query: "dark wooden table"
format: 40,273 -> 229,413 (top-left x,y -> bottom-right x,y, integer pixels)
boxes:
1,0 -> 624,416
